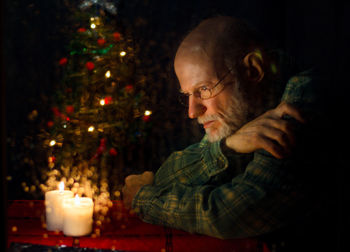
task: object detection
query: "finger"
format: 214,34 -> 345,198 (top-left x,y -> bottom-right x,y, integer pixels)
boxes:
125,174 -> 140,185
262,118 -> 296,147
258,135 -> 287,159
142,171 -> 154,184
260,125 -> 293,154
276,102 -> 306,123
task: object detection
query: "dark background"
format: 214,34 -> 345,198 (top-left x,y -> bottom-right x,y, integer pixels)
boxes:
2,0 -> 349,251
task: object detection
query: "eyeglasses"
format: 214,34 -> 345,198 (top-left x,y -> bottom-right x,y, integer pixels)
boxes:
178,69 -> 233,107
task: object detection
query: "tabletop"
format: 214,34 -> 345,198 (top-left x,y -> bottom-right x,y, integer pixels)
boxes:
7,200 -> 271,252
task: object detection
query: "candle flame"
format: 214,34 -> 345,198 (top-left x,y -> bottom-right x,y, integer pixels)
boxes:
58,181 -> 64,191
74,194 -> 80,205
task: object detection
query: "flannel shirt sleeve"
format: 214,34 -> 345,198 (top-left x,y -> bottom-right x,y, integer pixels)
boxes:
132,71 -> 319,239
132,141 -> 306,239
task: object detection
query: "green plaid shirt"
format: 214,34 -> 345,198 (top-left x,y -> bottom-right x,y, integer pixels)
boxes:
133,69 -> 326,239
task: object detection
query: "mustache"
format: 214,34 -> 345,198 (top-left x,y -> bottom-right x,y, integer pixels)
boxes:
197,114 -> 221,124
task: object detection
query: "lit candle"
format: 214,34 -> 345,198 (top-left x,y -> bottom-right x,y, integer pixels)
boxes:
62,195 -> 94,237
45,182 -> 74,231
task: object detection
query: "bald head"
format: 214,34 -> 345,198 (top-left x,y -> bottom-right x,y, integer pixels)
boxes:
174,17 -> 274,142
175,16 -> 264,77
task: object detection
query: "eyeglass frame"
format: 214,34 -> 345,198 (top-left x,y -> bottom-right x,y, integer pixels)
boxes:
178,68 -> 233,106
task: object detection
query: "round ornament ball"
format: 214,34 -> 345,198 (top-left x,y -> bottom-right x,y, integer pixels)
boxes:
59,57 -> 68,66
86,61 -> 95,71
113,32 -> 121,41
97,38 -> 106,46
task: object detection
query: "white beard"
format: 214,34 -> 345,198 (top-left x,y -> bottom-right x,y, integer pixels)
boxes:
197,79 -> 250,143
198,114 -> 232,142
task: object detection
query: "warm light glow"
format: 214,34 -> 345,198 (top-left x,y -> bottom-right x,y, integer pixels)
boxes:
74,194 -> 80,205
100,99 -> 105,106
90,17 -> 95,21
105,70 -> 111,78
49,140 -> 56,146
88,126 -> 95,132
144,110 -> 152,116
48,156 -> 55,163
58,181 -> 64,191
91,23 -> 96,29
120,51 -> 126,57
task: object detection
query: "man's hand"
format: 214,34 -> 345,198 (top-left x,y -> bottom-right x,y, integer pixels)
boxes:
225,102 -> 305,159
122,171 -> 154,209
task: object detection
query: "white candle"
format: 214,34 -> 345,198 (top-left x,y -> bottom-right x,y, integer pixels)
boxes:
62,195 -> 94,237
45,182 -> 74,231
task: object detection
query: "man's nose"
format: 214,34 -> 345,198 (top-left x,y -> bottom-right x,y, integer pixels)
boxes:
188,95 -> 206,119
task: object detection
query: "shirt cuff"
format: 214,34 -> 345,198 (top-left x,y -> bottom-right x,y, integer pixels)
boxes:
131,184 -> 155,217
219,138 -> 245,158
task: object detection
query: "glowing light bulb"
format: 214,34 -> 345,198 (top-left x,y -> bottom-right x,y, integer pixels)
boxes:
120,51 -> 126,57
144,110 -> 152,116
105,70 -> 111,78
91,23 -> 96,29
100,99 -> 105,106
88,126 -> 95,132
49,140 -> 56,146
58,181 -> 64,192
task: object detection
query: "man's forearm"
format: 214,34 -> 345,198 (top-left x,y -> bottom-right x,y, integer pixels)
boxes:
132,153 -> 304,239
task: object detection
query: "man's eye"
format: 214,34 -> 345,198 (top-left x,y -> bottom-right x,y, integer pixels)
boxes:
199,86 -> 209,91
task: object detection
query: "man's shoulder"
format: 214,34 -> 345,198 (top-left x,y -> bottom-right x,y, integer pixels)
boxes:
281,68 -> 327,108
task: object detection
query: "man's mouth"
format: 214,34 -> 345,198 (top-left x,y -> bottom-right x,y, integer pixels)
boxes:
203,120 -> 216,129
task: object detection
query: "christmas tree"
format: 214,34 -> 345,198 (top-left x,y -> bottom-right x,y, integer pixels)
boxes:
34,1 -> 151,206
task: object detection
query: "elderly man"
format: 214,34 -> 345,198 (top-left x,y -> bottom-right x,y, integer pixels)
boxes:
122,16 -> 330,247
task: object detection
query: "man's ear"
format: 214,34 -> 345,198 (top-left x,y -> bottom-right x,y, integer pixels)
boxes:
242,51 -> 265,83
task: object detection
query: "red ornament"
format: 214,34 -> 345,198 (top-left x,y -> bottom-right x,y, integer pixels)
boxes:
104,96 -> 113,105
66,105 -> 74,114
78,27 -> 87,33
86,61 -> 95,71
65,88 -> 72,93
125,85 -> 134,93
97,38 -> 106,46
47,121 -> 54,128
97,145 -> 106,155
109,148 -> 118,156
59,57 -> 68,66
100,138 -> 107,147
113,32 -> 121,41
52,107 -> 61,117
142,115 -> 150,122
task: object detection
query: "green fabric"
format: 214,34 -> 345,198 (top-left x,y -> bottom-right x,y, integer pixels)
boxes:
133,69 -> 324,239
